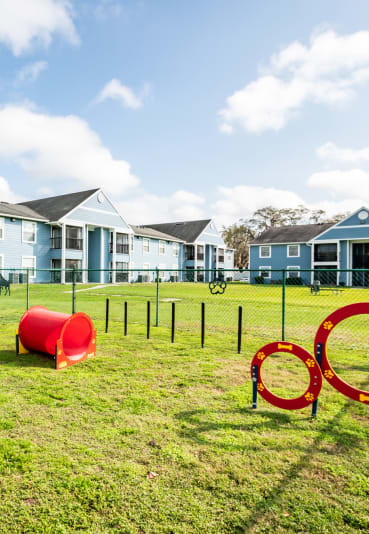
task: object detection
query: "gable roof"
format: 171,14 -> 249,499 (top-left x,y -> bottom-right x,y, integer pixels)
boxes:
18,188 -> 99,222
130,225 -> 184,242
250,223 -> 334,245
142,219 -> 212,243
0,202 -> 47,221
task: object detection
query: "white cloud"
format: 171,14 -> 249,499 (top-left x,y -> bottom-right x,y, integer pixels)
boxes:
219,29 -> 369,133
94,0 -> 123,19
97,79 -> 144,110
15,61 -> 48,86
116,189 -> 206,225
0,104 -> 139,195
0,176 -> 22,203
317,142 -> 369,164
0,0 -> 79,56
308,169 -> 369,201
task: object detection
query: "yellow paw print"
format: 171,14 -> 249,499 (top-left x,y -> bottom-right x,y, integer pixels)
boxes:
323,320 -> 334,330
306,358 -> 316,367
257,351 -> 266,360
257,383 -> 264,392
324,369 -> 334,379
305,392 -> 315,402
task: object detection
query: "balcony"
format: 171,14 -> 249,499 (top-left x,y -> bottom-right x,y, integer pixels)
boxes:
50,237 -> 62,249
218,255 -> 224,263
185,246 -> 195,261
66,238 -> 83,250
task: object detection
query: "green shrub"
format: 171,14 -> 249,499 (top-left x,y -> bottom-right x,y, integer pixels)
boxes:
286,277 -> 303,285
254,276 -> 265,284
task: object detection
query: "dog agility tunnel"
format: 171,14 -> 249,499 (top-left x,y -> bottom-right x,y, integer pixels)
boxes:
17,306 -> 96,369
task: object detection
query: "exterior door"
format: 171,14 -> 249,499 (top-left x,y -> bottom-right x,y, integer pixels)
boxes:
352,243 -> 369,286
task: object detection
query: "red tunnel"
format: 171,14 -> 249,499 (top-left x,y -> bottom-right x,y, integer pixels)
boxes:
17,306 -> 96,369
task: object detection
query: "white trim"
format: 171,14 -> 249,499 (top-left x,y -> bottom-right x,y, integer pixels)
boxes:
0,212 -> 45,223
287,244 -> 300,258
259,245 -> 271,258
61,223 -> 66,284
250,241 -> 305,247
287,265 -> 300,278
0,217 -> 4,240
22,220 -> 37,244
173,241 -> 179,256
100,228 -> 104,284
22,255 -> 36,278
259,266 -> 271,279
58,189 -> 101,221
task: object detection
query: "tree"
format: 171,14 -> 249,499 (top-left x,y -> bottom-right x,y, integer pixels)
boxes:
222,222 -> 254,268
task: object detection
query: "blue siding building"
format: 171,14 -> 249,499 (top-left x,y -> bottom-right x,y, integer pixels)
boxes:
0,188 -> 234,283
249,207 -> 369,286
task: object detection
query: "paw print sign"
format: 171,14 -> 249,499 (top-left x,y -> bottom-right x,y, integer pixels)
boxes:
251,302 -> 369,412
209,280 -> 227,295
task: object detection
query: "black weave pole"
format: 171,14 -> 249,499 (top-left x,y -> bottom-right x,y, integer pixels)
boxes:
171,302 -> 175,343
147,301 -> 151,339
105,298 -> 109,333
237,305 -> 243,354
201,302 -> 205,348
124,301 -> 128,336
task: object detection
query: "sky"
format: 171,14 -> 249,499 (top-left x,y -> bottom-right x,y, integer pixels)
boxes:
1,0 -> 369,227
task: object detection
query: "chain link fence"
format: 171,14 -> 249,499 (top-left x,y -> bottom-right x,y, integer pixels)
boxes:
1,267 -> 369,387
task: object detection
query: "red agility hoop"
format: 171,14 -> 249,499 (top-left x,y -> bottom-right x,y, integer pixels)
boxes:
250,341 -> 322,410
315,303 -> 369,404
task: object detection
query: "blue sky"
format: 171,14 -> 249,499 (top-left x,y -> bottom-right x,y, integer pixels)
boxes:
1,0 -> 369,226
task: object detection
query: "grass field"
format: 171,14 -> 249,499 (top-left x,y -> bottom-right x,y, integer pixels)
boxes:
0,282 -> 368,533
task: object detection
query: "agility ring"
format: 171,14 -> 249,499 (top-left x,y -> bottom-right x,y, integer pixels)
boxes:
250,341 -> 323,410
315,302 -> 369,404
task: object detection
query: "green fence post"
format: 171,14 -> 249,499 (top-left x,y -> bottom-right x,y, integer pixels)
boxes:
72,265 -> 76,314
26,268 -> 29,310
282,269 -> 286,341
155,267 -> 159,327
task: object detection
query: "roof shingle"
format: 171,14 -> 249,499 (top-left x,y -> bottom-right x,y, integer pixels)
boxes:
250,223 -> 334,244
142,219 -> 211,243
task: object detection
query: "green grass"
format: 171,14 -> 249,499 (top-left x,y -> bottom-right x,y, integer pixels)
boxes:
0,282 -> 368,533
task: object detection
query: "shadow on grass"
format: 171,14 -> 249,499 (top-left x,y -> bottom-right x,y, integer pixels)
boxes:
0,350 -> 54,369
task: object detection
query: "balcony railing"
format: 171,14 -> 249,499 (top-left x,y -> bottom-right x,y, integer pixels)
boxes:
197,252 -> 204,261
109,243 -> 130,254
66,238 -> 83,250
50,237 -> 62,249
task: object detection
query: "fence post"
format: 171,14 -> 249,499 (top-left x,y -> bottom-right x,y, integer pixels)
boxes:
105,298 -> 109,333
311,343 -> 323,418
72,265 -> 76,314
124,301 -> 128,336
155,267 -> 159,327
237,305 -> 242,354
147,301 -> 151,339
171,302 -> 175,343
282,269 -> 286,341
26,268 -> 30,310
201,302 -> 205,348
252,364 -> 258,409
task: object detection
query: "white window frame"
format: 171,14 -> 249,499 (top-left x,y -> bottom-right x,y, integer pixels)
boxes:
159,240 -> 166,255
0,217 -> 4,240
287,266 -> 300,278
172,263 -> 178,277
259,245 -> 271,258
22,220 -> 37,244
287,244 -> 300,258
259,266 -> 271,279
158,263 -> 166,278
173,242 -> 179,257
22,256 -> 36,278
143,238 -> 150,254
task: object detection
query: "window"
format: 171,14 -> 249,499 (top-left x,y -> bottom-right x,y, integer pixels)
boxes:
116,261 -> 129,282
197,245 -> 204,260
287,244 -> 300,257
259,245 -> 271,258
22,256 -> 36,278
314,243 -> 337,262
218,248 -> 225,263
130,235 -> 134,251
65,259 -> 82,283
259,266 -> 271,279
66,226 -> 82,250
116,233 -> 129,254
173,242 -> 179,257
51,226 -> 61,249
143,238 -> 150,253
171,263 -> 178,278
158,264 -> 166,278
287,266 -> 300,278
22,221 -> 36,244
227,250 -> 232,261
185,245 -> 194,260
159,240 -> 165,255
0,217 -> 4,240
